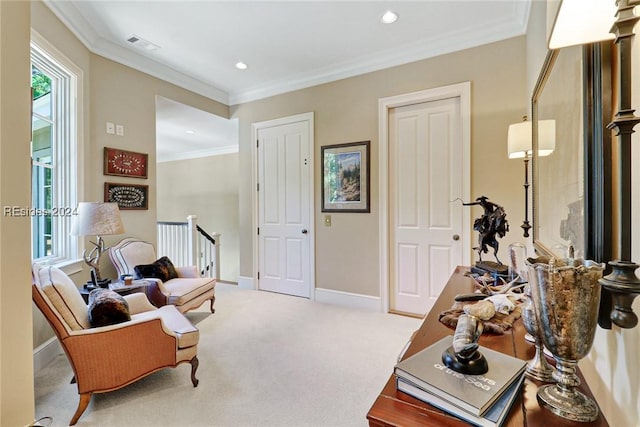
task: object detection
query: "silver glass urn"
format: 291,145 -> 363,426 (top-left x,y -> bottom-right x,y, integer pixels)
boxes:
526,257 -> 605,422
521,284 -> 554,382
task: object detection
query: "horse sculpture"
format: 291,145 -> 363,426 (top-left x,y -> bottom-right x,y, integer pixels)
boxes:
463,196 -> 509,265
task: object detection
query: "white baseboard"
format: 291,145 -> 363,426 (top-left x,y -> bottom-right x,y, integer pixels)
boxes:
315,288 -> 381,312
33,337 -> 63,372
237,276 -> 255,290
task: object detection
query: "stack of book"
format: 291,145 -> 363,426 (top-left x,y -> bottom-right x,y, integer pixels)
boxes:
395,335 -> 526,427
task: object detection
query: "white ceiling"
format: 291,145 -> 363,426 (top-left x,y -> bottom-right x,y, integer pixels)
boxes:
155,96 -> 238,162
42,0 -> 531,160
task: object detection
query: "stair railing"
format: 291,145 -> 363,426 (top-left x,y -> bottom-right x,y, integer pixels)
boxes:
157,215 -> 220,280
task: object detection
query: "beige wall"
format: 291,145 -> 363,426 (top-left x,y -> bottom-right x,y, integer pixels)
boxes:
232,36 -> 528,297
157,153 -> 240,282
0,1 -> 35,425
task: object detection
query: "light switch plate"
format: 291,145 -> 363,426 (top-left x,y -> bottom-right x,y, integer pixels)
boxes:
324,215 -> 331,226
106,122 -> 115,134
116,124 -> 124,136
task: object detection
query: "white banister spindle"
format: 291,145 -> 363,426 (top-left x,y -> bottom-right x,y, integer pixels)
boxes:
200,235 -> 208,277
186,215 -> 197,267
157,221 -> 190,266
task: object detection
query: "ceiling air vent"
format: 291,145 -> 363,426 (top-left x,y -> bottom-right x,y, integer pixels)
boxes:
126,35 -> 160,51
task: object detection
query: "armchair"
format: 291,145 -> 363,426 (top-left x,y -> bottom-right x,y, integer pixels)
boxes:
109,238 -> 216,313
32,263 -> 200,425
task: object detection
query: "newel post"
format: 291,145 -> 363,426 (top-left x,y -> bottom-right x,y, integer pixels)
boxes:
186,215 -> 198,268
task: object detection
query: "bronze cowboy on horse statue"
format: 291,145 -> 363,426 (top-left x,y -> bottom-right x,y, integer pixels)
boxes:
463,196 -> 509,274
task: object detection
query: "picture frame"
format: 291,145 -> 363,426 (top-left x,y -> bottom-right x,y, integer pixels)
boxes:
321,141 -> 370,213
104,182 -> 149,210
104,147 -> 148,179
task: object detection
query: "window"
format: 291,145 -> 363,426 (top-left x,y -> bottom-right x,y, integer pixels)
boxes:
30,33 -> 82,265
31,66 -> 53,258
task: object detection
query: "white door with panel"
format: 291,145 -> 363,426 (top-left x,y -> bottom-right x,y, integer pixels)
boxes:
389,97 -> 464,316
257,118 -> 312,298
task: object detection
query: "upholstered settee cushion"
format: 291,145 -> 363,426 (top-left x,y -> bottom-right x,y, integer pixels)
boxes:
34,264 -> 90,330
163,277 -> 216,307
88,289 -> 131,328
132,305 -> 199,349
134,256 -> 179,282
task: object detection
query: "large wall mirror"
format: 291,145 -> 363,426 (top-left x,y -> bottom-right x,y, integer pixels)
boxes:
532,43 -> 612,263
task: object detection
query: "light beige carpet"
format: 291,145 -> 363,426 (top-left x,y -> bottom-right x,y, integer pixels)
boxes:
34,283 -> 421,426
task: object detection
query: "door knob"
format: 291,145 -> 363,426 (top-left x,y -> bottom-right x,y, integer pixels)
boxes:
302,229 -> 308,234
452,234 -> 460,241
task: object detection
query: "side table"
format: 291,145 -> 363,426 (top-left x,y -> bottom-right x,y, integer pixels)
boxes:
79,280 -> 149,303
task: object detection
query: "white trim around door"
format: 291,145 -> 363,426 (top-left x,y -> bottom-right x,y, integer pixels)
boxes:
378,82 -> 472,313
251,112 -> 315,299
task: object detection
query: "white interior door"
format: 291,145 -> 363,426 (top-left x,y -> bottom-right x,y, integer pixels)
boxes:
257,117 -> 312,298
389,97 -> 464,316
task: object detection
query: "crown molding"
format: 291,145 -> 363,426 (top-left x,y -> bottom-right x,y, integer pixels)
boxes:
43,0 -> 229,105
230,6 -> 529,105
90,37 -> 230,104
157,145 -> 239,163
44,1 -> 529,107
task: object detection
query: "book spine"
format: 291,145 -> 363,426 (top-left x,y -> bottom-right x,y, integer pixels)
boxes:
394,368 -> 482,416
396,377 -> 491,427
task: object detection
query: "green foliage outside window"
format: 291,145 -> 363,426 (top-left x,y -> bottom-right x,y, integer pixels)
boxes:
32,66 -> 51,99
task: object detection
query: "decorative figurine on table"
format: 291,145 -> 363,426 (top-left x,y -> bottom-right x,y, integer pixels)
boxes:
463,196 -> 509,276
442,313 -> 488,375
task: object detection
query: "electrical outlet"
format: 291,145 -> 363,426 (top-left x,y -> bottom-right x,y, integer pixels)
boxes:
324,215 -> 331,227
106,122 -> 115,134
116,124 -> 124,136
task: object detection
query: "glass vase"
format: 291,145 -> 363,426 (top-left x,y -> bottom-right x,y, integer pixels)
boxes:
526,256 -> 604,422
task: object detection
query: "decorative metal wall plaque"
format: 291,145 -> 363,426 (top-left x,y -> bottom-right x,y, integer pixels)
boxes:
104,182 -> 148,210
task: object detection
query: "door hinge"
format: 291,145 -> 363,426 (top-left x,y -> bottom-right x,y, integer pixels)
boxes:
257,139 -> 259,148
257,183 -> 259,191
257,227 -> 260,235
257,272 -> 260,280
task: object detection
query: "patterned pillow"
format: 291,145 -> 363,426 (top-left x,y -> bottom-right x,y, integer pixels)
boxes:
134,256 -> 179,282
88,289 -> 131,328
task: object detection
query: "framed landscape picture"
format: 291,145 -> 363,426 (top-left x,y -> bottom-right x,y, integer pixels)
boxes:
104,182 -> 149,210
321,141 -> 370,213
104,147 -> 148,179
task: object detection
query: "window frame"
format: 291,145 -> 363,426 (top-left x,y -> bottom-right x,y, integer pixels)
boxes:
30,30 -> 84,273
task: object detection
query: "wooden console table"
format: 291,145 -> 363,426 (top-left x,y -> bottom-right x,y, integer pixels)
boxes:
367,266 -> 609,427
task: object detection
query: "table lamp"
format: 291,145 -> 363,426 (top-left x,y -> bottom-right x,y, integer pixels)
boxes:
71,202 -> 125,287
507,116 -> 555,237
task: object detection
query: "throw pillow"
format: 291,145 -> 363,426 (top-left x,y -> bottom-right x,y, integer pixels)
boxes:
88,289 -> 131,328
134,256 -> 179,282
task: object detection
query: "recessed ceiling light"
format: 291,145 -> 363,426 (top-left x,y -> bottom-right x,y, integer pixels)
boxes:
185,130 -> 196,135
381,10 -> 399,24
235,62 -> 248,70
